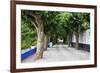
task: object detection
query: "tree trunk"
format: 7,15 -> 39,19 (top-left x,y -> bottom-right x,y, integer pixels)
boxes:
50,34 -> 53,42
70,34 -> 72,47
67,34 -> 72,47
30,13 -> 45,60
75,33 -> 79,49
67,35 -> 70,47
44,34 -> 48,51
34,30 -> 44,60
53,35 -> 58,44
52,35 -> 55,44
63,37 -> 66,44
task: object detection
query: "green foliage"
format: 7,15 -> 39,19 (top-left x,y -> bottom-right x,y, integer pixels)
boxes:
21,14 -> 37,49
68,12 -> 90,33
21,10 -> 90,49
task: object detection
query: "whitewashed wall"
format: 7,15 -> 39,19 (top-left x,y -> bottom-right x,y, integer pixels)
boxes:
72,29 -> 90,44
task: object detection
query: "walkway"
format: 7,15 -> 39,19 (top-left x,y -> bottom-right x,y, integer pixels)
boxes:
22,44 -> 90,63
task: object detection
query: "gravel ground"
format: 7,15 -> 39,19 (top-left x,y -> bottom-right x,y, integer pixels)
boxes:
22,44 -> 90,63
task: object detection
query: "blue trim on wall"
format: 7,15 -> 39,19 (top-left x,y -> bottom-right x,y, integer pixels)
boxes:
21,47 -> 37,60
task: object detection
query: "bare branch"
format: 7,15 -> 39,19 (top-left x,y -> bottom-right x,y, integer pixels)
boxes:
29,13 -> 44,32
30,14 -> 41,29
31,21 -> 38,30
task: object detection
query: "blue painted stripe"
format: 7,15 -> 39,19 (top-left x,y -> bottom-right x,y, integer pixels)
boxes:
21,47 -> 37,60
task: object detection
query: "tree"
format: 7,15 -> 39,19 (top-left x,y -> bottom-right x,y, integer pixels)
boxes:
21,12 -> 37,49
21,10 -> 90,60
21,10 -> 46,60
69,12 -> 90,49
56,12 -> 72,45
21,10 -> 61,60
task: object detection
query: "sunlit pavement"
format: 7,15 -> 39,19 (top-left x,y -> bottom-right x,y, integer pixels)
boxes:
22,44 -> 90,63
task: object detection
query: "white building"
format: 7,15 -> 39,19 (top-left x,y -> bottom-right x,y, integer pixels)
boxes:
71,29 -> 90,51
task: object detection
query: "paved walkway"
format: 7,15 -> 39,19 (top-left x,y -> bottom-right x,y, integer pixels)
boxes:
22,44 -> 90,63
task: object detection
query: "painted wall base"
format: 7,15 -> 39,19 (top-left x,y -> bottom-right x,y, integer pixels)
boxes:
71,42 -> 90,52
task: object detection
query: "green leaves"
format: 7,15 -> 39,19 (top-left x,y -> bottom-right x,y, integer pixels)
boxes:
21,17 -> 37,49
21,10 -> 90,49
